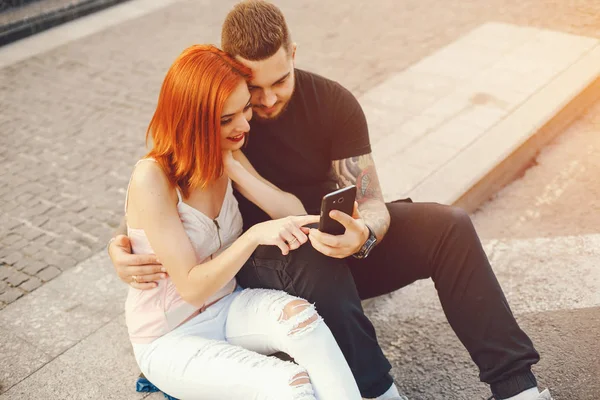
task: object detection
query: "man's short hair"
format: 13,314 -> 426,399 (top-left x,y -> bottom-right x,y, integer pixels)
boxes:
222,0 -> 292,61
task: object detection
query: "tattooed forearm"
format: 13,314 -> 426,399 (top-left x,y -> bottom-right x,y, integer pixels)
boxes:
332,157 -> 359,188
332,154 -> 390,240
358,201 -> 390,241
332,154 -> 383,203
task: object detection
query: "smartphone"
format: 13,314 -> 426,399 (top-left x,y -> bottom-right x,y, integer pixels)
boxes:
318,185 -> 357,235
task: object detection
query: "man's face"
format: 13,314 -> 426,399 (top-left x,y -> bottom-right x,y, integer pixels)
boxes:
236,45 -> 296,121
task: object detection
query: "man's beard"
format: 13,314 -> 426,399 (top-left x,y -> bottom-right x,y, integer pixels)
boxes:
252,99 -> 291,122
252,81 -> 295,123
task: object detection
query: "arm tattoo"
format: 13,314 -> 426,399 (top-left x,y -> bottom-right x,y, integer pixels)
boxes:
332,154 -> 382,203
332,154 -> 390,240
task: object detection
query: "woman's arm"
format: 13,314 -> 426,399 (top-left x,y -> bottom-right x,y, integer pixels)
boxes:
128,161 -> 318,308
127,161 -> 258,307
225,150 -> 306,219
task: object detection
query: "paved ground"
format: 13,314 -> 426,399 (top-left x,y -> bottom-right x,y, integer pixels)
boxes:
1,0 -> 600,309
470,96 -> 600,400
0,0 -> 133,46
365,101 -> 600,399
0,0 -> 599,398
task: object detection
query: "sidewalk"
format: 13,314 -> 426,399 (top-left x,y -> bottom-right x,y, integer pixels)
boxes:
0,0 -> 132,46
0,253 -> 141,399
1,0 -> 600,398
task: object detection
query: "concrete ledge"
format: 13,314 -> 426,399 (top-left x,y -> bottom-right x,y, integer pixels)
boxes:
411,43 -> 600,211
363,23 -> 600,212
452,53 -> 600,212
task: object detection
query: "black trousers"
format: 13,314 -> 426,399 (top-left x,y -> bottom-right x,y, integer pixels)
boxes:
236,201 -> 540,399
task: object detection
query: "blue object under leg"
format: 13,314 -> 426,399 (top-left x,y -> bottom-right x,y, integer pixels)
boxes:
135,375 -> 179,400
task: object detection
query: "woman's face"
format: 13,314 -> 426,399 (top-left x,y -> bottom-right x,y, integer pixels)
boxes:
220,80 -> 252,151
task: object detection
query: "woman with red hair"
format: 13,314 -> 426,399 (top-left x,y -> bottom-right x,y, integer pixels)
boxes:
123,44 -> 361,400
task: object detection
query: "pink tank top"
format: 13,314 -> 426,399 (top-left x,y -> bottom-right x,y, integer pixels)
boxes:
124,159 -> 242,344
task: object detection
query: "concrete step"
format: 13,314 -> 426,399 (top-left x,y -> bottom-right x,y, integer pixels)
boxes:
361,22 -> 600,213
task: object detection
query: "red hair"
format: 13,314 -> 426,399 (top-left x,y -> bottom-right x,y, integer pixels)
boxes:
146,44 -> 252,197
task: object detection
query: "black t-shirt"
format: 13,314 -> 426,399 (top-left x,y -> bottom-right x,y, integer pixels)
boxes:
236,69 -> 372,230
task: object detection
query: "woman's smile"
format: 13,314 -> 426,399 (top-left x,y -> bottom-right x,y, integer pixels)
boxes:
226,132 -> 246,143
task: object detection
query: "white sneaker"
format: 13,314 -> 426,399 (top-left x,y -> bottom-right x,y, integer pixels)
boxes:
487,388 -> 553,400
537,389 -> 553,399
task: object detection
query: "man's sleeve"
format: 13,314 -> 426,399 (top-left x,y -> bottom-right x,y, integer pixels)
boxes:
329,83 -> 372,161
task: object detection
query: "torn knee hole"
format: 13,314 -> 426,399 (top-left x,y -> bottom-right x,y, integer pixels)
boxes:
288,314 -> 318,335
279,300 -> 321,336
289,372 -> 310,387
279,300 -> 311,321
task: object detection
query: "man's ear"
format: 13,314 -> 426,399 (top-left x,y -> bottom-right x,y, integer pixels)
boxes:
291,43 -> 297,65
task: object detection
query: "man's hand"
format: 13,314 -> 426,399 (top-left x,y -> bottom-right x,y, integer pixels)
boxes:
332,154 -> 390,242
108,235 -> 166,290
307,202 -> 369,259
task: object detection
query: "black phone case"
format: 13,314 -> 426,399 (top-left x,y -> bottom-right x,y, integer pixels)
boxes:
319,186 -> 356,235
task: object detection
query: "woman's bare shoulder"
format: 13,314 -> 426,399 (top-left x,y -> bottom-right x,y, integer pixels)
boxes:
128,159 -> 177,208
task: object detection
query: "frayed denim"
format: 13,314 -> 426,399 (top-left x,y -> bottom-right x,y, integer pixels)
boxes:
133,287 -> 360,400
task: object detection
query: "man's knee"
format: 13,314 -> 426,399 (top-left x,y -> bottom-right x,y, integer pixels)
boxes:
442,206 -> 476,236
424,204 -> 474,235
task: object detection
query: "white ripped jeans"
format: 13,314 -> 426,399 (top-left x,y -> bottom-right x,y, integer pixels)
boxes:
132,287 -> 362,400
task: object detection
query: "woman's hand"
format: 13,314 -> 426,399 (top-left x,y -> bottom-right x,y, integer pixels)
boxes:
248,215 -> 320,255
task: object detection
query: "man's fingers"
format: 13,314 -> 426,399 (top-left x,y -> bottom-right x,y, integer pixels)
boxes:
129,281 -> 158,290
308,235 -> 339,258
133,272 -> 167,283
352,201 -> 360,219
113,234 -> 132,249
127,253 -> 161,267
309,229 -> 342,248
329,209 -> 356,229
127,264 -> 165,278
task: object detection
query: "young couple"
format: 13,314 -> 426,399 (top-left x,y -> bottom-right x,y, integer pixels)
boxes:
109,1 -> 553,399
